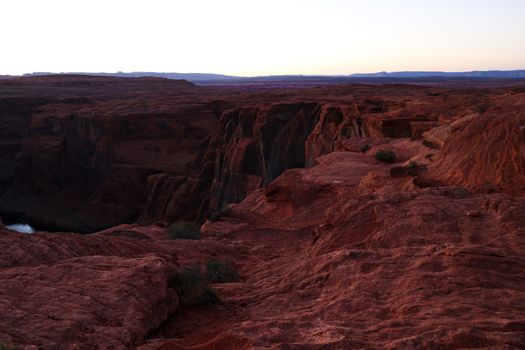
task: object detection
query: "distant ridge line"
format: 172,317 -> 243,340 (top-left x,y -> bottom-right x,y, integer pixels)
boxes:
11,69 -> 525,83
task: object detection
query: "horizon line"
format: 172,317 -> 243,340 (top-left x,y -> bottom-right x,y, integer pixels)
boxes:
1,68 -> 524,79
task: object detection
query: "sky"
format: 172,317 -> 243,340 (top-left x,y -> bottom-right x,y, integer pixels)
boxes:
1,0 -> 524,76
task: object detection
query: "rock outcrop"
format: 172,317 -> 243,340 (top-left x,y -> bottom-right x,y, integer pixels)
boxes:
0,226 -> 179,350
430,93 -> 525,195
196,137 -> 525,349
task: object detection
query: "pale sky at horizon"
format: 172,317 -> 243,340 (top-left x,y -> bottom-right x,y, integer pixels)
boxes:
1,0 -> 524,76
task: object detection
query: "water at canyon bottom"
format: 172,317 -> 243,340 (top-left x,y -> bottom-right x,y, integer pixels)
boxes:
6,223 -> 36,234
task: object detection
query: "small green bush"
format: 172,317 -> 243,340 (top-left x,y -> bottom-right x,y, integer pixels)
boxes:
207,203 -> 234,223
0,343 -> 17,350
206,260 -> 239,283
219,202 -> 234,216
474,104 -> 489,114
407,160 -> 418,169
170,266 -> 216,306
374,150 -> 396,163
168,221 -> 201,240
360,144 -> 371,153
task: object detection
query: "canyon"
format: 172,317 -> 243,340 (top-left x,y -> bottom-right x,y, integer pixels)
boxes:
0,75 -> 525,349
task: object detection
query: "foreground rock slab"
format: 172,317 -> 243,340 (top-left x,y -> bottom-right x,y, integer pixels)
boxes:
0,230 -> 178,350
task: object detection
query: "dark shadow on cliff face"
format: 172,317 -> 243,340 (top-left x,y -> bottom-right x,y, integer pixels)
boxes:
0,75 -> 519,232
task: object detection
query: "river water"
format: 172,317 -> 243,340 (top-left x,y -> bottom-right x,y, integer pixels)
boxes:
5,223 -> 36,234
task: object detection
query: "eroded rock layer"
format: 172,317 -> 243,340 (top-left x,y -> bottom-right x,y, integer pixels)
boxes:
0,225 -> 179,349
1,76 -> 525,349
0,76 -> 503,232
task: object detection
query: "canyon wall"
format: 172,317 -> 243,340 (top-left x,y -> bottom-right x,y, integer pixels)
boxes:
0,77 -> 220,232
0,76 -> 499,232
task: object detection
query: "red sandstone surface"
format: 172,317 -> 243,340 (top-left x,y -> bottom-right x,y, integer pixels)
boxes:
1,75 -> 525,349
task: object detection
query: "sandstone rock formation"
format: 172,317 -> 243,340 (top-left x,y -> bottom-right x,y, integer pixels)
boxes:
430,93 -> 525,195
0,225 -> 179,349
1,76 -> 525,349
0,76 -> 218,232
1,76 -> 497,232
193,141 -> 525,349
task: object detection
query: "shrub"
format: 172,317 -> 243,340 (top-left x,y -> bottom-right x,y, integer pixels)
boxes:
474,104 -> 488,114
374,150 -> 396,163
407,160 -> 418,169
168,221 -> 201,240
170,266 -> 216,306
360,144 -> 371,153
0,343 -> 17,350
206,209 -> 220,223
206,260 -> 239,283
219,202 -> 234,216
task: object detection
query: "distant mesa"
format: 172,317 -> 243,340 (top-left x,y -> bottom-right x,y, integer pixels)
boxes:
349,70 -> 525,78
18,69 -> 525,84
